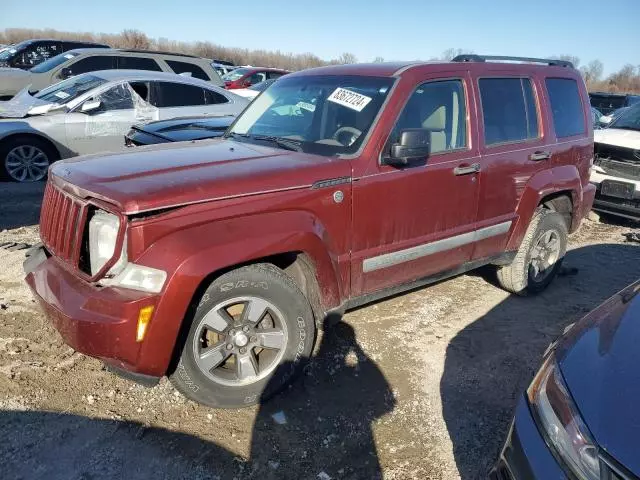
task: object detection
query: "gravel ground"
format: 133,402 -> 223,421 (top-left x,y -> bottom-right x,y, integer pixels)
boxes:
0,181 -> 638,480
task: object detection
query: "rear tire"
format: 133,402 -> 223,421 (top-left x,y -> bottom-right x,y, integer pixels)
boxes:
497,209 -> 567,295
169,263 -> 316,408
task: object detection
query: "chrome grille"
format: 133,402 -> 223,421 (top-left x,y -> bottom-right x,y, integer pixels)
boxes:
39,182 -> 86,264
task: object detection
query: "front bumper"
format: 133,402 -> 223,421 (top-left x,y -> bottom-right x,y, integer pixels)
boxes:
590,171 -> 640,220
491,396 -> 566,480
24,244 -> 163,381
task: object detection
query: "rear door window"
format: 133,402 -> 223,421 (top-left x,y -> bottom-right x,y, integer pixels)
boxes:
479,78 -> 539,146
546,78 -> 586,138
117,56 -> 162,71
267,71 -> 285,80
165,60 -> 209,81
154,81 -> 207,107
68,55 -> 118,75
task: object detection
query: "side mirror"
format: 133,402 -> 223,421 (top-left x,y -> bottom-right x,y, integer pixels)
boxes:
81,99 -> 102,113
59,67 -> 73,79
384,129 -> 431,166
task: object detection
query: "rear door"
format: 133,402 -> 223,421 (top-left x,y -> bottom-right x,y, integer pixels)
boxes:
351,72 -> 481,296
471,73 -> 547,260
151,81 -> 213,118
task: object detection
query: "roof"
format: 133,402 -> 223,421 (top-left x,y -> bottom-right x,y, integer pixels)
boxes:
289,62 -> 430,77
61,48 -> 209,60
289,59 -> 581,78
84,69 -> 221,88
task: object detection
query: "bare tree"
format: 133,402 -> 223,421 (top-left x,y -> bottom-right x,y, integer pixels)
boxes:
120,29 -> 151,50
373,56 -> 385,63
336,52 -> 357,64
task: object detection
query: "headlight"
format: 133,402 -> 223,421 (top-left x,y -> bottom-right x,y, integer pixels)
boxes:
528,356 -> 600,479
89,210 -> 125,275
89,209 -> 166,293
102,263 -> 167,293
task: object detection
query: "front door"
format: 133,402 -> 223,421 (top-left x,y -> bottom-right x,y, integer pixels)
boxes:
351,75 -> 481,296
65,81 -> 157,156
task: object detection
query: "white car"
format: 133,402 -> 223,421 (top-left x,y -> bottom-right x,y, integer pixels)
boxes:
0,69 -> 248,182
231,78 -> 279,100
590,103 -> 640,220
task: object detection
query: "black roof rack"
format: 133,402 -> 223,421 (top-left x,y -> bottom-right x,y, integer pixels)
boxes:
451,54 -> 574,68
119,49 -> 201,59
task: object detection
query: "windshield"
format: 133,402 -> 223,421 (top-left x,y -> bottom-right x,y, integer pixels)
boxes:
227,74 -> 394,156
35,74 -> 106,105
609,103 -> 640,131
222,67 -> 250,82
0,45 -> 19,61
30,51 -> 79,73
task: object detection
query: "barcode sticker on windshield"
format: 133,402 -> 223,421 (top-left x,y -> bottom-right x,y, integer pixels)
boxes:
327,88 -> 372,112
54,91 -> 70,99
296,101 -> 316,112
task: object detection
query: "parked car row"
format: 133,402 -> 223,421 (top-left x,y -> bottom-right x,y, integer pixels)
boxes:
0,38 -> 297,182
0,70 -> 248,181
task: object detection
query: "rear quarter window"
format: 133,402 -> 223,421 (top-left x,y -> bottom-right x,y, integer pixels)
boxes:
546,78 -> 586,138
165,60 -> 210,81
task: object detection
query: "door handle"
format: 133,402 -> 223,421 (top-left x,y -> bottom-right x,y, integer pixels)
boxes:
529,151 -> 551,161
453,163 -> 480,176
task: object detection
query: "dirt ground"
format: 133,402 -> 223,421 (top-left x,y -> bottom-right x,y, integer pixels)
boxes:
0,181 -> 638,480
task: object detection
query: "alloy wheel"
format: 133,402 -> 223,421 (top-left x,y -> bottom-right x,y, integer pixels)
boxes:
5,145 -> 49,182
192,296 -> 288,386
529,229 -> 561,282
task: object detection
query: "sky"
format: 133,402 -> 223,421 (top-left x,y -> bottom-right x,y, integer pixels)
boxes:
2,0 -> 639,75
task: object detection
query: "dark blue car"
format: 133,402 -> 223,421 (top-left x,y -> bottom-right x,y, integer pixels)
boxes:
493,280 -> 640,479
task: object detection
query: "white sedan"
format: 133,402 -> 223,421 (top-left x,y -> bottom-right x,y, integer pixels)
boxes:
231,78 -> 278,100
0,70 -> 248,182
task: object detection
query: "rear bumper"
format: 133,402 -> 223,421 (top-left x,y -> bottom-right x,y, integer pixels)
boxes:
491,396 -> 566,480
24,245 -> 163,379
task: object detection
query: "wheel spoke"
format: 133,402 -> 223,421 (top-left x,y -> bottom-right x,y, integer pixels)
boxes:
198,343 -> 230,371
236,351 -> 259,379
256,328 -> 285,350
242,297 -> 270,324
543,231 -> 553,244
201,307 -> 232,333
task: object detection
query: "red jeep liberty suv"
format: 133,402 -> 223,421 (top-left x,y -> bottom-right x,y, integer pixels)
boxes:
24,55 -> 596,408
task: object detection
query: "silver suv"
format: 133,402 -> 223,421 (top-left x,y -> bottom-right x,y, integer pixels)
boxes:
0,48 -> 223,99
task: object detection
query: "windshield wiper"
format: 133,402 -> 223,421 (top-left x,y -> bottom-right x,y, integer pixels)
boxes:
251,135 -> 303,152
225,132 -> 303,152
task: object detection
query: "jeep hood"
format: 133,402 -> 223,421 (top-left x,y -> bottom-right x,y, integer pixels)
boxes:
50,139 -> 351,214
594,128 -> 640,150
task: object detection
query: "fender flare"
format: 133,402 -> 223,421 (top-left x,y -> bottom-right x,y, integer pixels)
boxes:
133,210 -> 343,374
507,165 -> 583,250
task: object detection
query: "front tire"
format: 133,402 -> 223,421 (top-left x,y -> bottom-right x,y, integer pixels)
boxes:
170,263 -> 316,408
0,136 -> 57,182
497,209 -> 567,295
